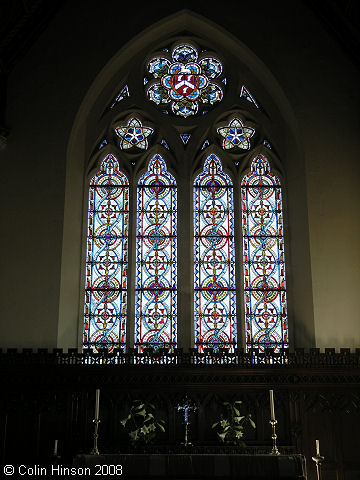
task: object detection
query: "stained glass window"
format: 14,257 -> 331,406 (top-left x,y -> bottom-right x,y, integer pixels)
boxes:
115,117 -> 153,150
180,133 -> 191,145
241,155 -> 288,352
98,139 -> 108,150
108,85 -> 130,110
263,139 -> 272,150
217,117 -> 255,150
145,43 -> 223,117
240,85 -> 259,108
135,154 -> 177,352
83,154 -> 129,352
84,37 -> 291,356
194,154 -> 237,352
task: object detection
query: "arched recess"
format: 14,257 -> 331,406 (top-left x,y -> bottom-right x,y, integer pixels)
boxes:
58,9 -> 315,350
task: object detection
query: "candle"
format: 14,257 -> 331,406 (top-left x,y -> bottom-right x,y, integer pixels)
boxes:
54,439 -> 58,456
269,390 -> 275,421
316,439 -> 320,456
95,389 -> 100,420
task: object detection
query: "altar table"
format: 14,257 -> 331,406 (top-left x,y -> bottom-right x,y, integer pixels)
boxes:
74,453 -> 307,479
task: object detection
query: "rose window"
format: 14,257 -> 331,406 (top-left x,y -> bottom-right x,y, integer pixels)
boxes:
145,43 -> 224,117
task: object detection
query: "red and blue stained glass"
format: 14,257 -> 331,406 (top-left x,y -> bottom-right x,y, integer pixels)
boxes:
194,154 -> 237,352
83,154 -> 129,351
241,155 -> 288,352
217,117 -> 255,150
135,154 -> 177,352
146,44 -> 223,117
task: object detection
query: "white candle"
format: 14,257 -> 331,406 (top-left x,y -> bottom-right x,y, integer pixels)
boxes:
95,389 -> 100,420
316,439 -> 320,456
54,439 -> 58,456
269,390 -> 275,421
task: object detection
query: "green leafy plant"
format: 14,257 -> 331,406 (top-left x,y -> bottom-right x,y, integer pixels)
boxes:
120,400 -> 166,446
212,400 -> 256,446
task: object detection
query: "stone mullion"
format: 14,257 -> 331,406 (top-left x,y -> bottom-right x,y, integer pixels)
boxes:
233,166 -> 245,350
126,169 -> 137,349
176,151 -> 193,350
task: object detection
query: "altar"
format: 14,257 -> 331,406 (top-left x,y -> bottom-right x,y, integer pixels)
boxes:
73,453 -> 307,479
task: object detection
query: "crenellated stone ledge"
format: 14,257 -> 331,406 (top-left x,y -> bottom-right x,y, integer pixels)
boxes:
0,347 -> 359,367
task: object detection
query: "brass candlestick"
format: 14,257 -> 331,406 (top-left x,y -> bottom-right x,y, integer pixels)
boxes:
312,454 -> 324,480
269,419 -> 280,455
90,418 -> 100,455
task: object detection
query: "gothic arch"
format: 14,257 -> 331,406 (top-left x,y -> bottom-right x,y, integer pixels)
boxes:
58,9 -> 314,350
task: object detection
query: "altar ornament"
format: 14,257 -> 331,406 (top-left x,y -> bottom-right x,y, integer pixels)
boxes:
120,400 -> 166,446
312,439 -> 324,480
269,390 -> 280,455
177,395 -> 197,446
211,400 -> 256,446
91,389 -> 101,455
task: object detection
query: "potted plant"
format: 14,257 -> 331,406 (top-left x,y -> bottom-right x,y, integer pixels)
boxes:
120,399 -> 166,447
212,400 -> 256,446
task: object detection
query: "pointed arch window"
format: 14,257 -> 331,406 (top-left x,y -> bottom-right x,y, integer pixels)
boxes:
80,37 -> 291,355
193,154 -> 237,352
83,154 -> 129,351
241,155 -> 288,352
135,154 -> 177,352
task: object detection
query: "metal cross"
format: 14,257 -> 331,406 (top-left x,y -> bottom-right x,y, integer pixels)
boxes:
177,396 -> 197,446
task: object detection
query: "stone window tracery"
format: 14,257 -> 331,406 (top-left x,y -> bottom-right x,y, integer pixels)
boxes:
82,39 -> 288,353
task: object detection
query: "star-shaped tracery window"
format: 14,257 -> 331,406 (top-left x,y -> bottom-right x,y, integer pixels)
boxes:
217,118 -> 255,150
115,117 -> 153,150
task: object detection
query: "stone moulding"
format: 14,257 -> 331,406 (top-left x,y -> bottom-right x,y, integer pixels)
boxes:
0,347 -> 359,368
